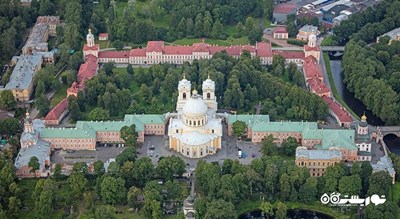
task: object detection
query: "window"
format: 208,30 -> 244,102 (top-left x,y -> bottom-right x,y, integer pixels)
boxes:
207,92 -> 210,99
176,129 -> 178,133
183,93 -> 186,99
212,129 -> 214,133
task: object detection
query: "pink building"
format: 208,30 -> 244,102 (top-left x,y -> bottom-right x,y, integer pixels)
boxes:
44,98 -> 69,126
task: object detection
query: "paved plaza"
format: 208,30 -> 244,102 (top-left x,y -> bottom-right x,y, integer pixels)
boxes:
51,146 -> 125,165
137,124 -> 264,168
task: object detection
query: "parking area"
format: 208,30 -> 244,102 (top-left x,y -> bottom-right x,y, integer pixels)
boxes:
51,146 -> 125,165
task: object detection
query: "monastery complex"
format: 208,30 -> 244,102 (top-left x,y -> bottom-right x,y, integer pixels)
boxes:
9,27 -> 394,182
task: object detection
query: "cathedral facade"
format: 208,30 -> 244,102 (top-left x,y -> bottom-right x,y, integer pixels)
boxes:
168,76 -> 222,158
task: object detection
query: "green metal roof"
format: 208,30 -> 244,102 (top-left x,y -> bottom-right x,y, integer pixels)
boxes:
40,114 -> 165,139
252,121 -> 318,132
227,115 -> 270,126
40,127 -> 96,139
314,129 -> 357,150
125,114 -> 164,124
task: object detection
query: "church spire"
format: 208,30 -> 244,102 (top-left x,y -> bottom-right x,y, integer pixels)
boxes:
24,111 -> 34,133
86,28 -> 95,47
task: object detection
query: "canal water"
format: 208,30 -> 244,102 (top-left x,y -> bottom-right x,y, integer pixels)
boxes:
239,209 -> 334,219
328,55 -> 400,155
329,58 -> 384,126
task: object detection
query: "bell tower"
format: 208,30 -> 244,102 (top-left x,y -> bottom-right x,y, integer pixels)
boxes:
176,74 -> 191,111
357,113 -> 368,135
304,34 -> 320,63
24,112 -> 34,133
86,28 -> 95,47
202,74 -> 217,110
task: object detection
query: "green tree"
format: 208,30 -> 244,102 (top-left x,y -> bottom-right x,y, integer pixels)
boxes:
204,199 -> 236,219
262,135 -> 276,156
36,95 -> 50,117
132,157 -> 155,188
232,121 -> 247,139
276,202 -> 287,219
279,173 -> 291,201
101,176 -> 127,205
95,205 -> 116,219
127,186 -> 142,208
367,171 -> 392,196
248,27 -> 263,44
68,96 -> 80,121
28,156 -> 40,176
282,137 -> 298,156
68,172 -> 88,199
103,62 -> 115,75
113,40 -> 124,50
52,164 -> 63,181
156,156 -> 185,181
94,160 -> 105,177
87,107 -> 109,121
339,175 -> 361,196
194,13 -> 204,37
0,118 -> 21,135
127,64 -> 134,75
260,201 -> 273,218
299,177 -> 317,203
0,90 -> 16,110
211,20 -> 225,39
72,162 -> 89,174
8,196 -> 21,218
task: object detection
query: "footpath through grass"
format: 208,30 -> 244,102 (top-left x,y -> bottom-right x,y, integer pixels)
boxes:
323,52 -> 360,120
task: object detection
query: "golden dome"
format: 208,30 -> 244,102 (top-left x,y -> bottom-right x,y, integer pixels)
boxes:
361,113 -> 367,121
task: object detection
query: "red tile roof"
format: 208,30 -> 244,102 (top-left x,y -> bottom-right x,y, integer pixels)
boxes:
273,27 -> 288,34
256,42 -> 273,57
99,33 -> 108,38
274,3 -> 297,14
164,45 -> 193,55
98,51 -> 129,59
146,41 -> 164,52
322,96 -> 353,123
77,55 -> 98,82
129,48 -> 146,57
303,56 -> 323,80
304,45 -> 320,51
307,77 -> 330,96
45,98 -> 68,121
83,44 -> 99,51
193,43 -> 210,52
273,51 -> 305,60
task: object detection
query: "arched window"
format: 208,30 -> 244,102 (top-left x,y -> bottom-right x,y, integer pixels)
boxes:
207,92 -> 210,99
183,93 -> 186,99
189,120 -> 192,126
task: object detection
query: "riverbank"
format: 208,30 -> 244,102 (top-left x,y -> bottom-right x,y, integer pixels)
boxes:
238,200 -> 350,219
323,52 -> 360,120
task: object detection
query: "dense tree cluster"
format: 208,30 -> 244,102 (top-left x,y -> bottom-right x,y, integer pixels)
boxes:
342,40 -> 400,124
79,52 -> 326,122
333,0 -> 400,44
195,157 -> 397,218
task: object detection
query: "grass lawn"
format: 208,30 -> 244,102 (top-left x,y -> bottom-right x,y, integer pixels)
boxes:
389,182 -> 400,203
96,40 -> 109,49
321,35 -> 336,46
170,38 -> 202,45
115,2 -> 128,18
50,83 -> 68,107
323,52 -> 360,120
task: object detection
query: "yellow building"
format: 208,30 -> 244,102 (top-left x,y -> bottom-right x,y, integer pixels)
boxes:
3,54 -> 43,101
295,146 -> 342,177
168,76 -> 222,158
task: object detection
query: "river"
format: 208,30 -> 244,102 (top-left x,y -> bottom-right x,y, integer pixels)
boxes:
328,57 -> 384,126
328,56 -> 400,155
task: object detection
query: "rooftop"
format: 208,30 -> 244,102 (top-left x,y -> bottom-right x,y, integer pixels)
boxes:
273,3 -> 298,14
44,98 -> 69,121
299,25 -> 319,33
296,147 -> 342,160
372,156 -> 395,176
253,121 -> 318,132
322,96 -> 353,123
5,54 -> 43,90
22,23 -> 49,53
378,27 -> 400,40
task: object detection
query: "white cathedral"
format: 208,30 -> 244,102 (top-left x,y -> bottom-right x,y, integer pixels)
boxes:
168,76 -> 222,158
